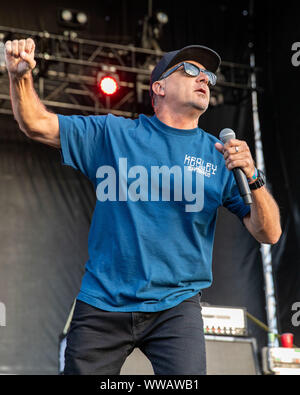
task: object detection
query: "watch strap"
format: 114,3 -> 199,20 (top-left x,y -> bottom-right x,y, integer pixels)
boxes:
249,169 -> 265,190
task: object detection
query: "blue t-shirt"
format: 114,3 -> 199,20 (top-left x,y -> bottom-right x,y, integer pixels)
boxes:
58,113 -> 250,312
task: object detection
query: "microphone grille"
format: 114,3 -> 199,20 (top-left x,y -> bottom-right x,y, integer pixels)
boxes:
219,128 -> 236,143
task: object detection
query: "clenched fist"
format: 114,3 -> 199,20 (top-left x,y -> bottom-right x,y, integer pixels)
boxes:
5,38 -> 36,78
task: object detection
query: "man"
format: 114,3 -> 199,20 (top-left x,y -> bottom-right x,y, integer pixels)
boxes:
5,39 -> 281,375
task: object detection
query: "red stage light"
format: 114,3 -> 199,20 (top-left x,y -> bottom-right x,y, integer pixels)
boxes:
99,76 -> 118,95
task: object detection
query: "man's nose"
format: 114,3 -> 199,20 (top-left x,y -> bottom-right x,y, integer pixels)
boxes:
196,71 -> 209,84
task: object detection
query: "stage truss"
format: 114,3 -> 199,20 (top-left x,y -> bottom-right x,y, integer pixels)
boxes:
0,25 -> 262,117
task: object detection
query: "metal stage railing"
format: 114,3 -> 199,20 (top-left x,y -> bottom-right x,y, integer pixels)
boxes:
0,25 -> 262,117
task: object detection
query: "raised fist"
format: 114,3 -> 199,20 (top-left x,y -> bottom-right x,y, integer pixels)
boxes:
5,38 -> 36,78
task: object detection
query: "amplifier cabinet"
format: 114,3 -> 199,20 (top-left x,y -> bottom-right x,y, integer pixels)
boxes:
205,335 -> 261,375
120,336 -> 261,375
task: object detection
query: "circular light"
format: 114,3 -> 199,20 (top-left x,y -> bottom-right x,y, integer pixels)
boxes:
156,11 -> 168,24
61,9 -> 73,22
99,76 -> 118,95
76,12 -> 88,25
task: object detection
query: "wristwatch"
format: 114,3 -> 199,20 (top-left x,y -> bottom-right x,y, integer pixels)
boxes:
249,169 -> 265,190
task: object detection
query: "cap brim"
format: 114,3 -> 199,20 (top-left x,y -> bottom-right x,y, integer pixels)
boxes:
166,45 -> 221,73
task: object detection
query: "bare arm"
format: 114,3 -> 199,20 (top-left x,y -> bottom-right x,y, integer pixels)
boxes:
242,185 -> 281,245
5,38 -> 60,148
215,139 -> 282,245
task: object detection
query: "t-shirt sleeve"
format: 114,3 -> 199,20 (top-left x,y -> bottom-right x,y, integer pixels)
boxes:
222,172 -> 251,221
58,114 -> 107,182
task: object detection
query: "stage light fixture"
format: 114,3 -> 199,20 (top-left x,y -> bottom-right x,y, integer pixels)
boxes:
76,12 -> 88,25
156,11 -> 168,25
61,9 -> 73,22
97,66 -> 120,96
58,8 -> 89,28
99,76 -> 118,96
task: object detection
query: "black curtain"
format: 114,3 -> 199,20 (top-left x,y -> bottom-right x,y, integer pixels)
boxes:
255,0 -> 300,346
0,121 -> 94,373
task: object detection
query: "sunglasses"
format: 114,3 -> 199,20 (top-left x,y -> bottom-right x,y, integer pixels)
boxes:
159,62 -> 217,86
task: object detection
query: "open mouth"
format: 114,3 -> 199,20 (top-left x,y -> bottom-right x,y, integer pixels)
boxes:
196,88 -> 206,95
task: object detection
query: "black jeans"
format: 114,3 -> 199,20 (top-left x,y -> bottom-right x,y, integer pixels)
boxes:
64,293 -> 206,375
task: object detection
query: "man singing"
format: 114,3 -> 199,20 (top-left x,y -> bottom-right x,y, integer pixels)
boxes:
5,38 -> 281,375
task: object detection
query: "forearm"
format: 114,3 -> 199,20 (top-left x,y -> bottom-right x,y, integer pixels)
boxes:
9,72 -> 48,135
8,72 -> 60,147
244,186 -> 282,244
214,138 -> 282,244
5,38 -> 60,147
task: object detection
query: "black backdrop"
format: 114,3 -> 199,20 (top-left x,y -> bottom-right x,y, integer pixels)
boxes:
255,0 -> 300,348
0,0 -> 299,374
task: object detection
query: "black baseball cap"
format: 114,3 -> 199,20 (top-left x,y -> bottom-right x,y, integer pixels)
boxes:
150,45 -> 221,98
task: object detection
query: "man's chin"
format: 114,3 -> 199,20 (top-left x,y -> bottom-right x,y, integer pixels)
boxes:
191,101 -> 209,114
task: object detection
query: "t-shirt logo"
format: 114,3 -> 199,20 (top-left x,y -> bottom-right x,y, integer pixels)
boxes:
184,154 -> 218,178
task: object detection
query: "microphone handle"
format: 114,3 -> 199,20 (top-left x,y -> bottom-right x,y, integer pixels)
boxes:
232,167 -> 252,205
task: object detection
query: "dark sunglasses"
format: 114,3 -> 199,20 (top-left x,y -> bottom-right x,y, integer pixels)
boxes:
159,62 -> 217,86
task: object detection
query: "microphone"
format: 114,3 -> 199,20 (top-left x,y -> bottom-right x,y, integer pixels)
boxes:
219,128 -> 252,205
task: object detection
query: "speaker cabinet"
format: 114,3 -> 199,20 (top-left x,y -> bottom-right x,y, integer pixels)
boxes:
120,336 -> 261,375
205,335 -> 261,375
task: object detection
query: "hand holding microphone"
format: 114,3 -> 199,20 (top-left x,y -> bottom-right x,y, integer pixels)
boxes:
215,128 -> 256,205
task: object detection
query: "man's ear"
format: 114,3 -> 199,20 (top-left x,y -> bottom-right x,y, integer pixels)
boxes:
152,80 -> 165,97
